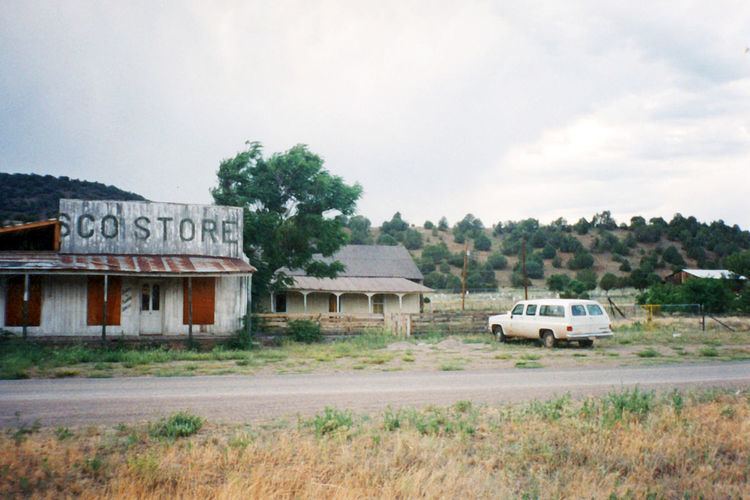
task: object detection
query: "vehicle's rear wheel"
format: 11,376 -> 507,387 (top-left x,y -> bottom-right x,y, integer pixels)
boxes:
493,325 -> 507,343
579,339 -> 594,348
542,331 -> 556,349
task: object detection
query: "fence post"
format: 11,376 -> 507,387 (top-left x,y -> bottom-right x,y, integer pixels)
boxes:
700,304 -> 705,332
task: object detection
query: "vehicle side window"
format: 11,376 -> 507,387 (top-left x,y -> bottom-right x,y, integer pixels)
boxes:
571,305 -> 587,316
539,305 -> 565,317
586,304 -> 604,316
511,304 -> 525,315
525,304 -> 537,316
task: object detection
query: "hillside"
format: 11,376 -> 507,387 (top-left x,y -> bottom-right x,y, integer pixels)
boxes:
346,212 -> 750,293
0,173 -> 146,224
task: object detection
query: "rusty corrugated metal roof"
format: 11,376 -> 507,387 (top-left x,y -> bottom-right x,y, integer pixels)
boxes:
0,252 -> 255,275
287,276 -> 432,294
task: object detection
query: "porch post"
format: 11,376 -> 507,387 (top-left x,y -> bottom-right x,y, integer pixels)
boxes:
101,274 -> 108,345
270,292 -> 276,313
335,292 -> 341,313
245,275 -> 252,347
366,293 -> 374,313
397,293 -> 404,311
187,276 -> 193,346
22,274 -> 29,340
302,291 -> 309,312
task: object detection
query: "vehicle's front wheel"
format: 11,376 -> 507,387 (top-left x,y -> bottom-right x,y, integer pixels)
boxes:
579,339 -> 594,348
493,325 -> 507,343
542,331 -> 556,349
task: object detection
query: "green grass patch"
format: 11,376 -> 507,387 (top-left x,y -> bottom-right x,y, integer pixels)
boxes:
515,361 -> 543,369
636,348 -> 660,358
149,412 -> 203,439
519,353 -> 542,361
439,361 -> 465,371
699,347 -> 719,357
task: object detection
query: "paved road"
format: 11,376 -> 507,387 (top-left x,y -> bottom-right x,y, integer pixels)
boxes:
1,362 -> 749,427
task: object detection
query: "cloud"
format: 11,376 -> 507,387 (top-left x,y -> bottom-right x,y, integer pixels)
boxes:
1,1 -> 749,228
469,78 -> 750,226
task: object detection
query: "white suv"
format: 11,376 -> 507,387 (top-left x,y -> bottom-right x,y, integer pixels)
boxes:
488,299 -> 613,348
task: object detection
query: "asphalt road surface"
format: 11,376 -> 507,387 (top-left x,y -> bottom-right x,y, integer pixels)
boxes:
2,362 -> 749,427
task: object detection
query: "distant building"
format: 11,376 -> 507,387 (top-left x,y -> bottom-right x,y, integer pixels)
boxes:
266,245 -> 431,314
664,268 -> 747,285
0,199 -> 254,339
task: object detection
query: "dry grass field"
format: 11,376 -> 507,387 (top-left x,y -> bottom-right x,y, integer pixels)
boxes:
1,388 -> 748,498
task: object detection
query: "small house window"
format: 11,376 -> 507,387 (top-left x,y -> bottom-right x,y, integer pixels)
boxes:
141,284 -> 160,312
274,293 -> 287,313
372,294 -> 384,314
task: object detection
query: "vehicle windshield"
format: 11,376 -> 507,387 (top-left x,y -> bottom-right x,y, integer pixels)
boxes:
586,304 -> 604,316
539,305 -> 565,317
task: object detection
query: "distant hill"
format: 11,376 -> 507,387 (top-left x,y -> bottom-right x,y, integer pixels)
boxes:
0,173 -> 146,224
345,211 -> 750,292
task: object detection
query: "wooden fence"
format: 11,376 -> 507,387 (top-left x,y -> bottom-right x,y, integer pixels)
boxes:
253,313 -> 385,336
253,311 -> 494,337
409,311 -> 491,335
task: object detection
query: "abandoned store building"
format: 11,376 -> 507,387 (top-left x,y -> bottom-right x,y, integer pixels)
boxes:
265,244 -> 432,314
0,199 -> 254,338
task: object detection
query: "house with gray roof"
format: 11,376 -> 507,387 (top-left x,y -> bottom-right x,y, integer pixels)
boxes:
664,268 -> 747,285
266,245 -> 432,314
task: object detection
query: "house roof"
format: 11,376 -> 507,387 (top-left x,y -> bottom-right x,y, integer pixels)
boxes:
680,269 -> 747,280
286,276 -> 432,294
281,245 -> 424,280
0,252 -> 255,276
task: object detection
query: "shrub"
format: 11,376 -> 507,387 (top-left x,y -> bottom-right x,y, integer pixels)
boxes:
376,233 -> 398,246
310,407 -> 353,436
150,412 -> 203,439
423,220 -> 434,229
424,271 -> 447,289
422,242 -> 451,264
575,269 -> 598,290
547,274 -> 571,292
541,244 -> 556,259
568,250 -> 594,270
602,387 -> 654,423
599,272 -> 619,293
487,252 -> 508,270
473,233 -> 491,251
289,320 -> 322,343
403,229 -> 423,250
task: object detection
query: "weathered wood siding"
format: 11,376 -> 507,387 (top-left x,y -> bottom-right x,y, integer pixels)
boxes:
59,199 -> 243,258
0,275 -> 246,337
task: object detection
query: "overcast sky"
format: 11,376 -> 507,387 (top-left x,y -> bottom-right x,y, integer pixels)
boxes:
2,1 -> 749,228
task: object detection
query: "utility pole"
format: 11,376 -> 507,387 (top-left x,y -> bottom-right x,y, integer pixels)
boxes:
461,241 -> 469,311
522,238 -> 528,300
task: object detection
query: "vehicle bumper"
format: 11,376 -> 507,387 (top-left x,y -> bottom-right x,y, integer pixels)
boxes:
565,332 -> 613,340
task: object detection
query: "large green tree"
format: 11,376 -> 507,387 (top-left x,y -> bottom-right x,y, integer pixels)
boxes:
211,142 -> 362,301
